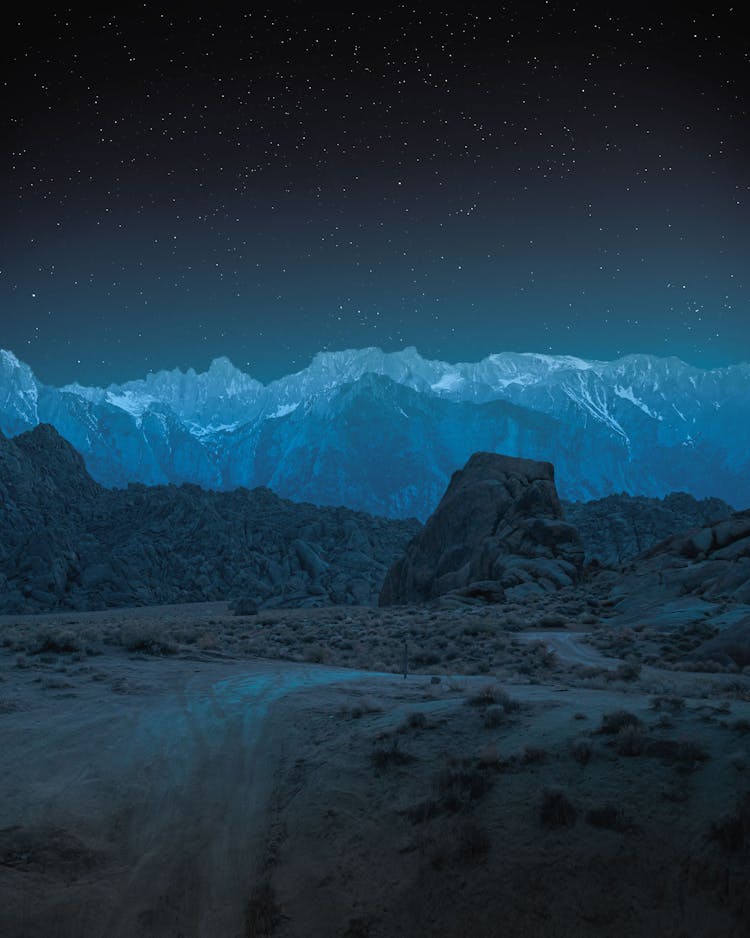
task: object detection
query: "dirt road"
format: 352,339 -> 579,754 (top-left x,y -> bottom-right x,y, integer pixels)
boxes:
516,629 -> 617,668
0,655 -> 378,938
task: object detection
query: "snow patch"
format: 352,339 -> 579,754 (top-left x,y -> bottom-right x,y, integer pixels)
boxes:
614,385 -> 662,420
268,401 -> 300,419
106,390 -> 155,417
430,371 -> 465,392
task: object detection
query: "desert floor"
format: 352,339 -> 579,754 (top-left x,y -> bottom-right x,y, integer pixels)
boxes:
1,601 -> 749,937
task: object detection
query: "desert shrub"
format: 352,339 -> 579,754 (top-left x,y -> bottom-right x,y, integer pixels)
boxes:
571,738 -> 593,765
599,710 -> 643,735
196,632 -> 219,651
483,706 -> 505,728
32,630 -> 81,654
479,743 -> 501,766
710,792 -> 750,852
435,761 -> 493,809
302,644 -> 330,664
646,736 -> 709,768
342,918 -> 371,938
119,624 -> 177,655
586,804 -> 632,832
729,750 -> 748,772
467,684 -> 520,712
539,787 -> 577,829
456,821 -> 491,861
400,711 -> 428,731
346,697 -> 382,719
538,613 -> 567,628
371,742 -> 415,769
245,880 -> 282,936
519,745 -> 548,765
615,655 -> 642,682
650,695 -> 685,714
232,598 -> 258,616
617,724 -> 645,756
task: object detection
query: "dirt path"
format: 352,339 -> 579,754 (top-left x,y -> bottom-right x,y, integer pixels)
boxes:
517,629 -> 618,668
0,655 -> 387,938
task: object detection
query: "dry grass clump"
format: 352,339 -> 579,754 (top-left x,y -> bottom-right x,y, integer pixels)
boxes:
455,820 -> 492,862
539,787 -> 577,829
370,741 -> 416,770
649,695 -> 686,714
343,697 -> 382,719
710,792 -> 750,853
482,705 -> 506,728
408,756 -> 496,824
570,738 -> 593,765
118,623 -> 177,655
616,724 -> 645,756
585,803 -> 633,833
466,683 -> 520,712
518,745 -> 548,765
30,630 -> 83,655
598,710 -> 643,735
399,711 -> 429,732
245,880 -> 282,937
647,736 -> 709,769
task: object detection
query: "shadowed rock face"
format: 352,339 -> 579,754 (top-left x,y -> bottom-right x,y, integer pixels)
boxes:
609,508 -> 750,624
0,425 -> 420,613
379,452 -> 584,605
563,492 -> 733,567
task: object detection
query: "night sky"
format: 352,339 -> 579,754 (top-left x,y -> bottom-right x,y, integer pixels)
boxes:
2,5 -> 748,386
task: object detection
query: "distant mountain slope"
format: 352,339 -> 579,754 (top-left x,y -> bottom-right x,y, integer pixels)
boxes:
1,347 -> 748,517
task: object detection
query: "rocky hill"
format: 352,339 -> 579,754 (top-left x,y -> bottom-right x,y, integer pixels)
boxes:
562,492 -> 733,566
0,425 -> 420,614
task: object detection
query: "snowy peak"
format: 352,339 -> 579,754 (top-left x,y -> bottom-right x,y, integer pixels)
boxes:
0,346 -> 748,515
0,349 -> 39,433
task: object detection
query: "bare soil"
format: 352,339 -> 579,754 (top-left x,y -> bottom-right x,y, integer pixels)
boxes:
1,601 -> 749,937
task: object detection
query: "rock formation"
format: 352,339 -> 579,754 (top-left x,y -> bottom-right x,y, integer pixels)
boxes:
605,508 -> 750,628
379,452 -> 584,605
0,425 -> 420,613
563,492 -> 732,567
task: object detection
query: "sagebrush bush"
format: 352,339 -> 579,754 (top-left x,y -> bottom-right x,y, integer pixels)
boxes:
371,742 -> 415,769
586,803 -> 632,832
617,724 -> 645,756
599,710 -> 643,735
539,787 -> 577,829
571,738 -> 593,765
467,683 -> 519,712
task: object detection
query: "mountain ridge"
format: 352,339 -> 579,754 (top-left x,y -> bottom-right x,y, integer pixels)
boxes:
1,347 -> 748,517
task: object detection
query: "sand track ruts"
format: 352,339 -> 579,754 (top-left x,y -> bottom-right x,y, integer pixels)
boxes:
0,657 -> 374,938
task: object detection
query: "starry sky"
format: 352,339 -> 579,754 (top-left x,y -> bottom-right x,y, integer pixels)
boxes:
2,5 -> 748,386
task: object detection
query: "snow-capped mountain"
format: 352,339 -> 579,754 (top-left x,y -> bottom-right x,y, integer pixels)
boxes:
0,346 -> 748,518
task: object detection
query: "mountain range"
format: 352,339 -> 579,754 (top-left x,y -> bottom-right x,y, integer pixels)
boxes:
1,347 -> 748,518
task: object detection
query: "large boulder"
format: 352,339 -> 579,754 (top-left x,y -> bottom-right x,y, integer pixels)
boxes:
379,452 -> 584,605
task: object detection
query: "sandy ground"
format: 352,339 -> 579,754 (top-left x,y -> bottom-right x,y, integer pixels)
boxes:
1,604 -> 750,937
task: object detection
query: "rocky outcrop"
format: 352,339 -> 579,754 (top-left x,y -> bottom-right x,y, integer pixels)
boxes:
682,613 -> 750,668
563,492 -> 733,567
0,425 -> 420,613
379,452 -> 584,605
605,509 -> 750,628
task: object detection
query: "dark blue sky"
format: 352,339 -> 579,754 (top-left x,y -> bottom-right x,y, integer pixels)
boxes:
2,6 -> 748,385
